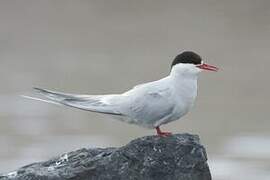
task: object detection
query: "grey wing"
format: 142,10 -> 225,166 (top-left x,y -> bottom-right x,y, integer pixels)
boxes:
33,88 -> 122,115
120,88 -> 175,127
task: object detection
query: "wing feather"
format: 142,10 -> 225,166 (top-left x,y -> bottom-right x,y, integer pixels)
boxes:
33,88 -> 122,115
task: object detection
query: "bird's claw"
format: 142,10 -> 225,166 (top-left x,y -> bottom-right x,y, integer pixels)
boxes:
155,127 -> 172,137
157,131 -> 172,137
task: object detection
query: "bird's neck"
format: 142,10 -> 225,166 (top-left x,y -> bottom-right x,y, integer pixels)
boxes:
169,65 -> 199,97
169,64 -> 199,81
169,71 -> 198,90
168,65 -> 198,110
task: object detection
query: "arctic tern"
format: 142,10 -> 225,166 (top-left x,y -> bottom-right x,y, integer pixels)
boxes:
23,51 -> 218,136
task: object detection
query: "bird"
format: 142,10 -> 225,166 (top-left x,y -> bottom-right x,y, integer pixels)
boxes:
23,51 -> 218,136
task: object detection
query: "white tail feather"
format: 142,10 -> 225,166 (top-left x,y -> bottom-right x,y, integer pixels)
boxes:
21,95 -> 62,106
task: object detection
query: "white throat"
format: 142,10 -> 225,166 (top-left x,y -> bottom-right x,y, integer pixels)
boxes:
170,63 -> 201,80
168,63 -> 199,119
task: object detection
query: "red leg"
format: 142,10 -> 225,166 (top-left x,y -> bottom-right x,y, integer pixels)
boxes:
155,126 -> 172,137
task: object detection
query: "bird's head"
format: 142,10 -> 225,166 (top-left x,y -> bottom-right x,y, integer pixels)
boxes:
170,51 -> 218,76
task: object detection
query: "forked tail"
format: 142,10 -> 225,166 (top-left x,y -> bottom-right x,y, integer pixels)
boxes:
22,87 -> 123,115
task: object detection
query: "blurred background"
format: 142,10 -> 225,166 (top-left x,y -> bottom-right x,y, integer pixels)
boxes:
0,0 -> 269,179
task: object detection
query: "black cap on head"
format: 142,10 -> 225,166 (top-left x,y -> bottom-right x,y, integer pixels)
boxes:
171,51 -> 202,68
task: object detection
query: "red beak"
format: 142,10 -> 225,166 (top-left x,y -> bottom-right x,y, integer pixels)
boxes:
196,63 -> 219,72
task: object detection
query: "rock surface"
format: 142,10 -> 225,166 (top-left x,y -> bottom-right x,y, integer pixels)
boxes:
0,134 -> 211,180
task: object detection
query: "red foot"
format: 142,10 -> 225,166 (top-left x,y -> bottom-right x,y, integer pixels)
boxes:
155,127 -> 172,137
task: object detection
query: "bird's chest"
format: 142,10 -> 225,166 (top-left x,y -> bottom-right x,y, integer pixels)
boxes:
172,80 -> 197,117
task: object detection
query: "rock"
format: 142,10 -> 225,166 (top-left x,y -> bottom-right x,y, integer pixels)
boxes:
0,134 -> 211,180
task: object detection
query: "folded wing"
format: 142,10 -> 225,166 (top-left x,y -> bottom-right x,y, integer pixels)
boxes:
32,88 -> 122,115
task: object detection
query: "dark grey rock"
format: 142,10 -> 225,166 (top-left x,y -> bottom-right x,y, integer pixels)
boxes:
0,134 -> 211,180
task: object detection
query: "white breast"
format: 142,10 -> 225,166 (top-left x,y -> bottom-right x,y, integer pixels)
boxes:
159,63 -> 199,125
